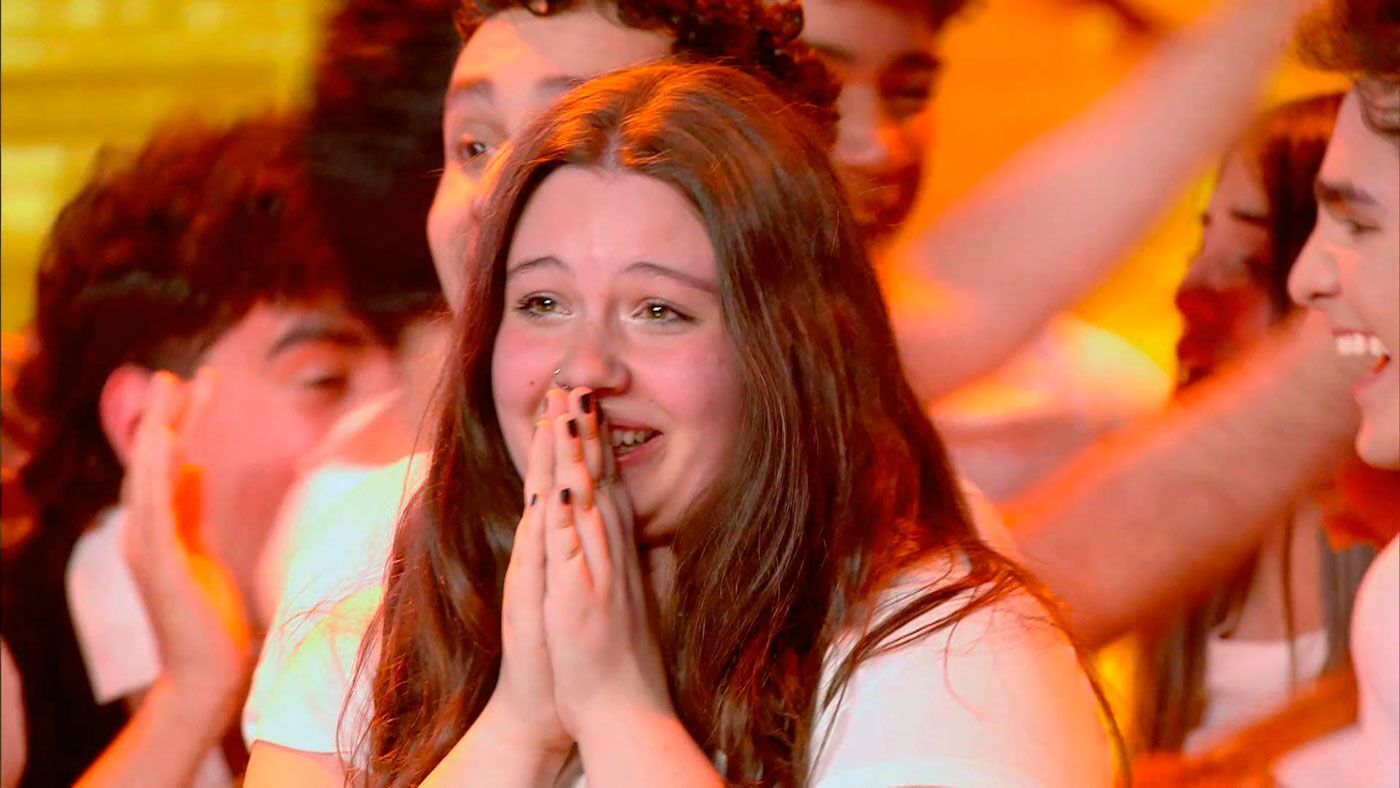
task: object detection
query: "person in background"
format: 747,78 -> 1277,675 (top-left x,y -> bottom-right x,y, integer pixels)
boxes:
797,0 -> 1379,658
802,0 -> 1326,504
1137,3 -> 1400,781
1277,1 -> 1400,783
0,116 -> 392,788
820,0 -> 1318,403
1136,92 -> 1384,756
250,0 -> 460,634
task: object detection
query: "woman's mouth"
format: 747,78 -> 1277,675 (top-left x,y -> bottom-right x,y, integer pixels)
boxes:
610,426 -> 661,458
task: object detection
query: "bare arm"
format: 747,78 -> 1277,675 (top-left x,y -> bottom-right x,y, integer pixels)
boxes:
76,678 -> 242,788
1005,313 -> 1357,648
418,701 -> 570,788
245,743 -> 346,788
886,0 -> 1315,400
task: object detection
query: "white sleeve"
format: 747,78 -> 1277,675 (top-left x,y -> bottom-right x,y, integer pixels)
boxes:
246,588 -> 380,761
243,458 -> 419,747
809,590 -> 1114,788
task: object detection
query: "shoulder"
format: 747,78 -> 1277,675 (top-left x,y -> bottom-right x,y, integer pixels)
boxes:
275,452 -> 427,620
245,585 -> 382,758
811,561 -> 1114,787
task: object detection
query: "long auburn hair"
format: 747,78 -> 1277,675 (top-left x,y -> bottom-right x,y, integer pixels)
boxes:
362,62 -> 1049,784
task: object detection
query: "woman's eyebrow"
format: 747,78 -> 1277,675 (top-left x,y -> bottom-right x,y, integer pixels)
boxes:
621,261 -> 717,294
506,255 -> 567,278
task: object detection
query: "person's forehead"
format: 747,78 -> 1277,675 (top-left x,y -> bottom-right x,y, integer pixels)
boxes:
1214,152 -> 1267,209
511,167 -> 714,275
202,300 -> 361,366
1322,89 -> 1400,188
451,7 -> 671,100
802,0 -> 937,64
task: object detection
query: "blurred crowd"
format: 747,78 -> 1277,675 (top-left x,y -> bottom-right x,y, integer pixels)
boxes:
0,0 -> 1396,785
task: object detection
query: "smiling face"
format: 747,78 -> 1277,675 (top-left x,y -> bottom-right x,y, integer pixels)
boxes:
491,166 -> 743,538
1175,153 -> 1281,385
1290,88 -> 1400,469
803,0 -> 940,240
427,8 -> 672,311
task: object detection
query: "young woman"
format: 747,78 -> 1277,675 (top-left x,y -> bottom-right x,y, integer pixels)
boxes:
245,63 -> 1115,785
1137,93 -> 1381,755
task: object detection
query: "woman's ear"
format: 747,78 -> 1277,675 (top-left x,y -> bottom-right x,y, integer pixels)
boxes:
98,364 -> 154,469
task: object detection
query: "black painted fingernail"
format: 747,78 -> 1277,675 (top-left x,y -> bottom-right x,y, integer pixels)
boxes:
530,493 -> 538,507
561,488 -> 572,505
567,418 -> 578,438
580,392 -> 592,414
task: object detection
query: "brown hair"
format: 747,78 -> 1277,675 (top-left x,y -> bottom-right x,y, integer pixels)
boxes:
1241,94 -> 1347,312
360,63 -> 1074,784
12,115 -> 345,558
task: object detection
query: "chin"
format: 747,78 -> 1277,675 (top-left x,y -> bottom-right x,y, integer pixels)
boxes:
1356,419 -> 1400,470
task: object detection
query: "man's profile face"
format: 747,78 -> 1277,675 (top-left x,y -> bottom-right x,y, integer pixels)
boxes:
179,300 -> 392,603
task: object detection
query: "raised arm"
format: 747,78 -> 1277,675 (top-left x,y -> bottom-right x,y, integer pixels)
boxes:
1005,313 -> 1358,648
886,0 -> 1317,400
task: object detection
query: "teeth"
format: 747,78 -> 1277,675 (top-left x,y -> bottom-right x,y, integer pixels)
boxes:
1335,332 -> 1391,359
609,428 -> 656,449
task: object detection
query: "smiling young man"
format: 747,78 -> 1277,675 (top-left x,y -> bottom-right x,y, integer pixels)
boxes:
1276,2 -> 1400,783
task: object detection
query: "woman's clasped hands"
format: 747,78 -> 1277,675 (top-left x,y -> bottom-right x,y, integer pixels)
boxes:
486,386 -> 675,765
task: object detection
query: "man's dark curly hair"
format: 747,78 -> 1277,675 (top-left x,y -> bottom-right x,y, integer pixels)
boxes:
454,0 -> 840,140
306,0 -> 462,341
13,116 -> 347,554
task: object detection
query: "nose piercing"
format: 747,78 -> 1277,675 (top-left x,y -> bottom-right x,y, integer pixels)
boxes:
553,367 -> 570,390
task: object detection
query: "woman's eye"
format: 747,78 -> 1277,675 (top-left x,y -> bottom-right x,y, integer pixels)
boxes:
516,294 -> 562,317
638,301 -> 690,323
453,138 -> 494,170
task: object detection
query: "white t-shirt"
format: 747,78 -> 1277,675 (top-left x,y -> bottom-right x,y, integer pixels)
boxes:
1181,629 -> 1331,754
242,453 -> 428,746
249,500 -> 1113,786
